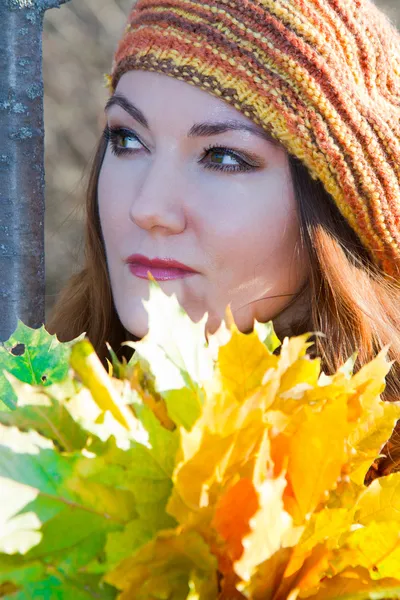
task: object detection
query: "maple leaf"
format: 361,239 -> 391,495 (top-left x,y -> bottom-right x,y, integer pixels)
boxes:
105,528 -> 218,599
0,321 -> 84,410
123,279 -> 213,393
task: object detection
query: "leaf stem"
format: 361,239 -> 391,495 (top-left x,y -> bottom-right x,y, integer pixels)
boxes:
37,490 -> 126,525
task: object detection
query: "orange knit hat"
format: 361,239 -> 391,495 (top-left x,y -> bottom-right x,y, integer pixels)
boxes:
105,0 -> 400,279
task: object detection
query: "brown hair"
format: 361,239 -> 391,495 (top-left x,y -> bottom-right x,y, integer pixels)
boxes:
46,130 -> 400,406
46,132 -> 138,367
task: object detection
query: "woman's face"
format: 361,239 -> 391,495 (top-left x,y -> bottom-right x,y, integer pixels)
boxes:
98,70 -> 310,338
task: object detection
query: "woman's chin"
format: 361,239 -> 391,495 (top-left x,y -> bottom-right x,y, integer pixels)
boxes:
120,308 -> 149,340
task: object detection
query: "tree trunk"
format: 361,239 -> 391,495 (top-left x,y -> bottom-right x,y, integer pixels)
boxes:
0,0 -> 71,342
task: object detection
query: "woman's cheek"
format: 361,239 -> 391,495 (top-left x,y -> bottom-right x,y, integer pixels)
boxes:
99,167 -> 128,230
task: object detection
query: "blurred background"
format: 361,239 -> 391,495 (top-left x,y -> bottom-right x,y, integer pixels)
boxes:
43,0 -> 400,319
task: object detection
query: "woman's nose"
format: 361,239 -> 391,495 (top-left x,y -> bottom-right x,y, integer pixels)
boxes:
129,156 -> 186,234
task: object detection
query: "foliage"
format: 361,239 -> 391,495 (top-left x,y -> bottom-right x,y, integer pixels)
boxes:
1,281 -> 400,599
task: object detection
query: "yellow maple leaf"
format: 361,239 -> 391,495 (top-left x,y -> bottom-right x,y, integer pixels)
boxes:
281,397 -> 350,523
302,567 -> 400,599
216,324 -> 279,403
70,339 -> 136,430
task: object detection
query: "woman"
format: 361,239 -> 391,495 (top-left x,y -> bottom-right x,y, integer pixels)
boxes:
47,0 -> 400,409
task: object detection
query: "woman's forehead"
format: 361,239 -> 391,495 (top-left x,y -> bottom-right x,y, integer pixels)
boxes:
111,70 -> 284,149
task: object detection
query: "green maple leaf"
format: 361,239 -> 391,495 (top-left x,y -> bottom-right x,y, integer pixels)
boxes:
0,568 -> 117,600
0,424 -> 129,596
93,402 -> 180,569
0,321 -> 85,410
0,375 -> 88,451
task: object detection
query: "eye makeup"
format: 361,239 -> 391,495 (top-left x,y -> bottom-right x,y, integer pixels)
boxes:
103,125 -> 262,174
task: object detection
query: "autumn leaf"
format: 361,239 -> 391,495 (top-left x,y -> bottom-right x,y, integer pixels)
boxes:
216,324 -> 279,403
70,339 -> 135,430
212,478 -> 259,564
105,529 -> 218,600
304,567 -> 400,599
0,321 -> 84,410
284,397 -> 350,523
123,279 -> 213,393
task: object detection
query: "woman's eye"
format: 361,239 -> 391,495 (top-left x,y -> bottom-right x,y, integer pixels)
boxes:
202,145 -> 253,173
105,126 -> 142,156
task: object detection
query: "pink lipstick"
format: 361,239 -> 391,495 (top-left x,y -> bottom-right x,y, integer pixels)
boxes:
126,254 -> 198,281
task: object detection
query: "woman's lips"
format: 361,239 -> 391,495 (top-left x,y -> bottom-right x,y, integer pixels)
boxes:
128,263 -> 196,281
126,254 -> 198,281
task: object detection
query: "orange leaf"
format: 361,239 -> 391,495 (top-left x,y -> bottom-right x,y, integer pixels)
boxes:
212,478 -> 259,563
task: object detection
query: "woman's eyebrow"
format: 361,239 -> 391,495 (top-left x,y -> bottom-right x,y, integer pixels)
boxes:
104,93 -> 282,148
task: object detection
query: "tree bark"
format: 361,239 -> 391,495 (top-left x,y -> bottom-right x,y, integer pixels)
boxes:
0,0 -> 71,342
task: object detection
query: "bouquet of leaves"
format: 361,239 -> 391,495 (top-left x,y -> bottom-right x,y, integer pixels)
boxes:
1,281 -> 400,600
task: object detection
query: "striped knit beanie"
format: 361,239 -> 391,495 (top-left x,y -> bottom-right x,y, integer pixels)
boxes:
105,0 -> 400,280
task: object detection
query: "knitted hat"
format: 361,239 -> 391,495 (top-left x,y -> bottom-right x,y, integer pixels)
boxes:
105,0 -> 400,280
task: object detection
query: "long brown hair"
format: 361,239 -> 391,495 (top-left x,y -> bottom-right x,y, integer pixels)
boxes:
46,130 -> 400,406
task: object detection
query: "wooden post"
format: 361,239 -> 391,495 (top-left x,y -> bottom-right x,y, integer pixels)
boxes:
0,0 -> 71,342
